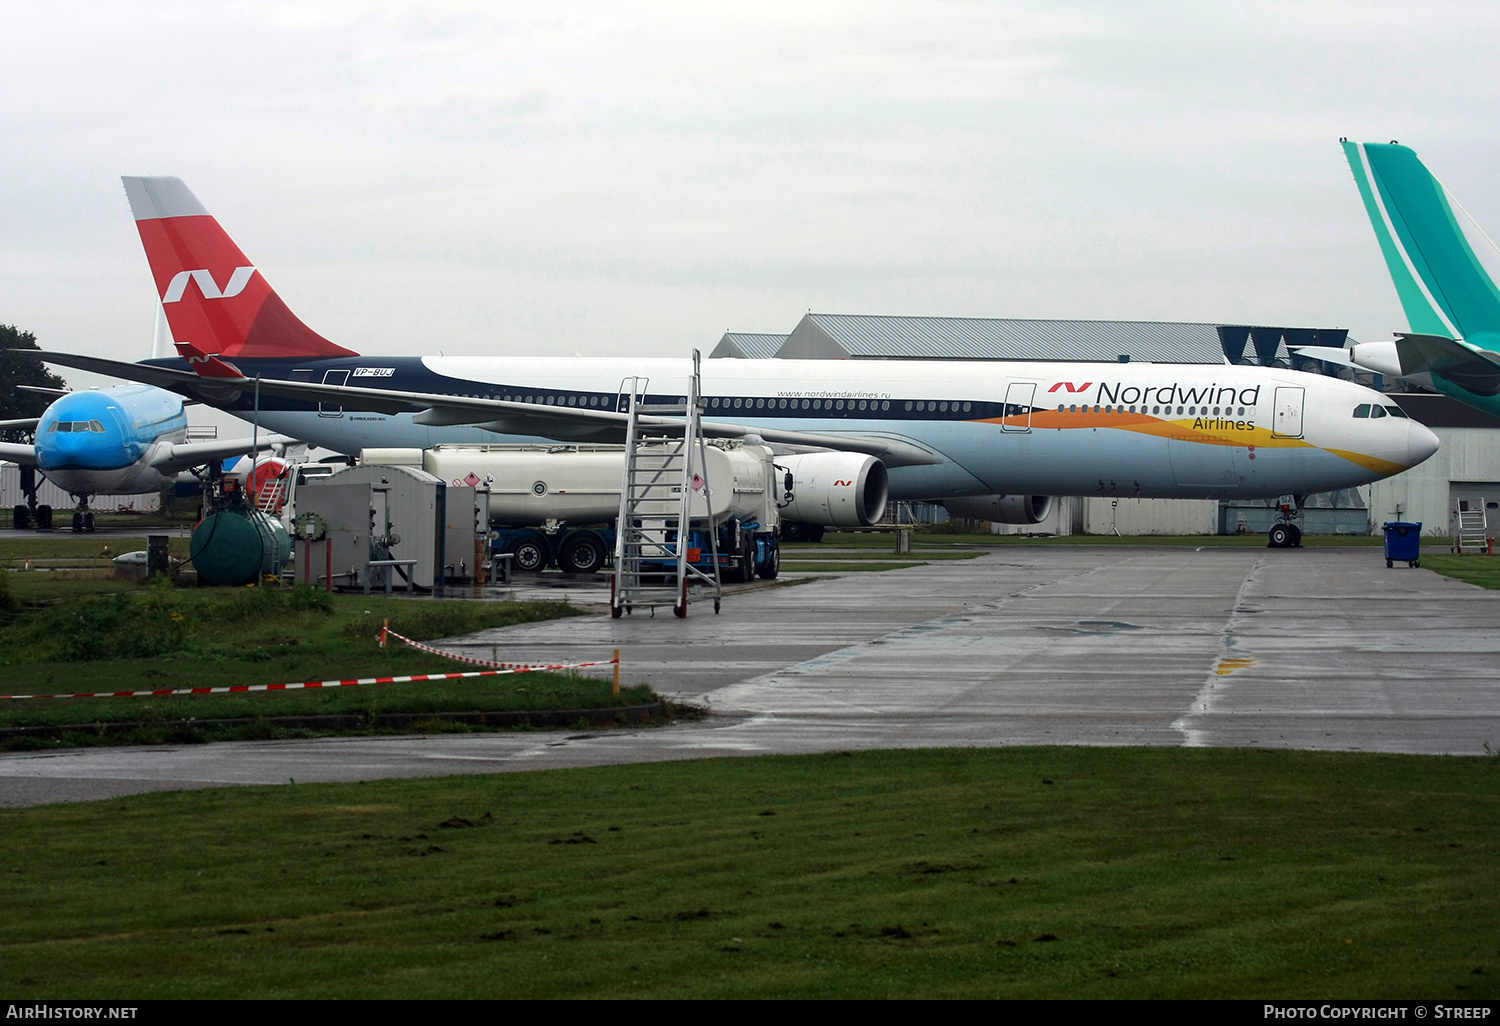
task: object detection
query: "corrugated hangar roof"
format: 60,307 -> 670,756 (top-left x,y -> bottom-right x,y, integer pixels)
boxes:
709,332 -> 788,359
775,313 -> 1348,365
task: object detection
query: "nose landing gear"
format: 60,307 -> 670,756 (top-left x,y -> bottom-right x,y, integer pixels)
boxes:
1267,495 -> 1304,548
69,494 -> 96,533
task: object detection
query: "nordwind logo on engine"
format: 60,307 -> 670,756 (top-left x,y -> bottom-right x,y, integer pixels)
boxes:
162,266 -> 256,303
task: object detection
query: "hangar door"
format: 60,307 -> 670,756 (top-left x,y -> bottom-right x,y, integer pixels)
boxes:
1271,386 -> 1304,438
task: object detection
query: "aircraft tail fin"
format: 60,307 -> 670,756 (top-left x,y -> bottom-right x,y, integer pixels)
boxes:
1342,140 -> 1500,343
122,177 -> 357,360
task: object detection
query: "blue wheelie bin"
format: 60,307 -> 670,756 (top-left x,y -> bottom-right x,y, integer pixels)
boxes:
1382,521 -> 1422,568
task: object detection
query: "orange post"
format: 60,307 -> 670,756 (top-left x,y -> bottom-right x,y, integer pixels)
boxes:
613,648 -> 621,696
381,618 -> 389,649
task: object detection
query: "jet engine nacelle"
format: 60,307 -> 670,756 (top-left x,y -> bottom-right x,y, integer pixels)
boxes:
943,493 -> 1054,525
776,452 -> 888,527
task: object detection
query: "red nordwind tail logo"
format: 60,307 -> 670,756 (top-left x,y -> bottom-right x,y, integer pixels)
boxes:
162,267 -> 257,304
1046,381 -> 1092,393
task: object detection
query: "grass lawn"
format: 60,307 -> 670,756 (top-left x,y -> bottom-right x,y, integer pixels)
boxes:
0,573 -> 642,747
1420,554 -> 1500,590
0,746 -> 1494,999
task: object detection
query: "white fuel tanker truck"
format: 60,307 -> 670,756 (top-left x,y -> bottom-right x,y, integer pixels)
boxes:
355,443 -> 889,578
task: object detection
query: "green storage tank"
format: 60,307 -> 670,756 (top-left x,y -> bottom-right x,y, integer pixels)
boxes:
191,509 -> 291,586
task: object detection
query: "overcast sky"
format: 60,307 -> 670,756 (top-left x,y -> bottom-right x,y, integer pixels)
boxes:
4,0 -> 1499,392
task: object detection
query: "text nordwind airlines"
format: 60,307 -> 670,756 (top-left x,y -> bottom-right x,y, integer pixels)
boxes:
27,177 -> 1438,546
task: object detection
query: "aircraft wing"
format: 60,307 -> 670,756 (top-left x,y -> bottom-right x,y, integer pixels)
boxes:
22,349 -> 945,468
148,434 -> 301,475
0,443 -> 38,467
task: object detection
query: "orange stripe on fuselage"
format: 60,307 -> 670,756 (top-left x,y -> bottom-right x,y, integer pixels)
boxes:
976,411 -> 1402,473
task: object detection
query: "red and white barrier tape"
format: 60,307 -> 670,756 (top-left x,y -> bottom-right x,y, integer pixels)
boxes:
378,627 -> 589,671
0,632 -> 616,701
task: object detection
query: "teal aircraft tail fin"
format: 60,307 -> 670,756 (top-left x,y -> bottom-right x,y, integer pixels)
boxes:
1342,140 -> 1500,343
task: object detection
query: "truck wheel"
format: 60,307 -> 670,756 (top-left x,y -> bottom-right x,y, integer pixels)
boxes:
757,540 -> 780,580
781,521 -> 805,542
740,535 -> 757,582
510,531 -> 549,573
559,531 -> 606,574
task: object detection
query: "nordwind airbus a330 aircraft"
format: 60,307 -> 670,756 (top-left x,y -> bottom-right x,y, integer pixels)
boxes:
0,382 -> 294,531
24,176 -> 1439,547
1295,140 -> 1500,421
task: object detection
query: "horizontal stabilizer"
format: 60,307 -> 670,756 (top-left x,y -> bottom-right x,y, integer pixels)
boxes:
1288,346 -> 1356,368
1391,333 -> 1500,396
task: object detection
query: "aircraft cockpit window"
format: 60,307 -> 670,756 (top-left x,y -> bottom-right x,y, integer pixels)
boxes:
1353,404 -> 1371,418
1385,405 -> 1409,418
90,420 -> 104,432
1369,405 -> 1387,419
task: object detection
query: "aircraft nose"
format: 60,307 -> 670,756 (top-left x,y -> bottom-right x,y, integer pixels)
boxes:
1407,421 -> 1440,467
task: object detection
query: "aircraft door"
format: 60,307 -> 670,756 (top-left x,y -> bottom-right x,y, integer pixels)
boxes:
1002,382 -> 1037,433
319,369 -> 350,418
1272,386 -> 1304,438
617,377 -> 649,414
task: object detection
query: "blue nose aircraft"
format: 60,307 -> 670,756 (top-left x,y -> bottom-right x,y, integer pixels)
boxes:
1,383 -> 294,531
